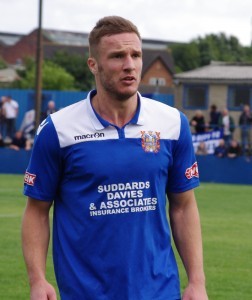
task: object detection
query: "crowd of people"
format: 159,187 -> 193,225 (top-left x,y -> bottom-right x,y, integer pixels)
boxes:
191,104 -> 252,157
0,96 -> 57,151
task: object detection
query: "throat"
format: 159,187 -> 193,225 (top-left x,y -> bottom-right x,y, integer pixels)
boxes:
92,94 -> 137,128
100,109 -> 134,128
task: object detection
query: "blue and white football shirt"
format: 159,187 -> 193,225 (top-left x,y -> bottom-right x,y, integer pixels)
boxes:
24,90 -> 199,300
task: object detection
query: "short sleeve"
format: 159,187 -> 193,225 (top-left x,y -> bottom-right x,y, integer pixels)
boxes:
167,112 -> 199,193
23,116 -> 62,201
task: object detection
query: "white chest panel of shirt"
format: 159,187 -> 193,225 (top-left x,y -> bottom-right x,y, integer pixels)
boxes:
50,93 -> 181,148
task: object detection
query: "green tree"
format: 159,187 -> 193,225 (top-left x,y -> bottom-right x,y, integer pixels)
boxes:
51,51 -> 94,90
171,33 -> 248,72
170,42 -> 201,72
195,33 -> 245,64
0,57 -> 7,69
243,46 -> 252,61
13,59 -> 75,90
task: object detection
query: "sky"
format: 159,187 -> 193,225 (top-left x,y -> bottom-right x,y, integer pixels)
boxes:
1,0 -> 252,46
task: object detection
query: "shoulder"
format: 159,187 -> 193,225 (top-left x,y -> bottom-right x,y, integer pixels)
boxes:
140,95 -> 180,122
50,99 -> 87,125
139,95 -> 186,141
48,98 -> 91,148
11,99 -> 19,107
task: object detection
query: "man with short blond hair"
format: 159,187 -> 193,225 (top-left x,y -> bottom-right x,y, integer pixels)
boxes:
22,16 -> 208,300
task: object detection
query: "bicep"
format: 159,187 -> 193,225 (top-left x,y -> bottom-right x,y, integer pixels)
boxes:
168,189 -> 199,225
24,197 -> 53,219
168,189 -> 196,211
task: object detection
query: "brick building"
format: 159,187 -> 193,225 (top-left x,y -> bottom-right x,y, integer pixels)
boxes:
0,29 -> 175,93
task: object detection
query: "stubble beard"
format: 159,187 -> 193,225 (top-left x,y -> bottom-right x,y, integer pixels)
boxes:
98,67 -> 139,102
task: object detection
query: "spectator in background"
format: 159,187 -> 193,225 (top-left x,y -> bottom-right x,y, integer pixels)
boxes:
190,110 -> 206,133
9,130 -> 32,151
227,139 -> 242,158
239,104 -> 252,155
41,100 -> 57,120
196,141 -> 208,155
2,95 -> 19,141
209,104 -> 221,131
0,96 -> 5,137
19,109 -> 35,141
218,108 -> 235,145
0,133 -> 4,147
214,139 -> 227,158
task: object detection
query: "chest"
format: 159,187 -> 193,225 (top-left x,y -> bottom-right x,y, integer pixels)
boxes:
62,138 -> 173,183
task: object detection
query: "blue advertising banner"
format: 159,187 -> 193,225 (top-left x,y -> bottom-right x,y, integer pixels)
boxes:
192,130 -> 223,154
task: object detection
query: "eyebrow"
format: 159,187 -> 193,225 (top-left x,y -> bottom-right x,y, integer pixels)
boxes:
109,49 -> 142,56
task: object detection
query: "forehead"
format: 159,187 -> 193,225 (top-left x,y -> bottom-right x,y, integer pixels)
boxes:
99,32 -> 142,52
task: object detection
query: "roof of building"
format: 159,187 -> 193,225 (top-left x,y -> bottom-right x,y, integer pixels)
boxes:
0,32 -> 24,46
43,44 -> 89,59
142,38 -> 181,50
43,29 -> 89,46
0,28 -> 180,48
142,48 -> 174,74
175,61 -> 252,83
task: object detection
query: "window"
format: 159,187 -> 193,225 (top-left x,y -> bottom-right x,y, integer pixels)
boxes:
149,77 -> 166,86
183,84 -> 208,109
228,86 -> 252,110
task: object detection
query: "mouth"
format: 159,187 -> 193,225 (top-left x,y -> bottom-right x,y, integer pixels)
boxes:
121,76 -> 136,84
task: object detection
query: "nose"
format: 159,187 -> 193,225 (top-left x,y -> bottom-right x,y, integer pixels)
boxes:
123,55 -> 135,71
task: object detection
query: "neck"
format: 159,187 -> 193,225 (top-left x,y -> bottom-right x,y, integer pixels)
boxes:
92,92 -> 138,128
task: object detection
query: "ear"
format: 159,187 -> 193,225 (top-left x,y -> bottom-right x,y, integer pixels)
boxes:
87,57 -> 98,75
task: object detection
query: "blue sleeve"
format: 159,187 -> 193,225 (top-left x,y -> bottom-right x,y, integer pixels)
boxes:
167,112 -> 200,193
23,116 -> 62,201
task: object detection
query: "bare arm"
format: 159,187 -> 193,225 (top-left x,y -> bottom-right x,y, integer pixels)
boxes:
168,189 -> 208,300
21,197 -> 57,300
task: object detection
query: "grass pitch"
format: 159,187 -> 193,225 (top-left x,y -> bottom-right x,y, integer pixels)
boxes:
0,174 -> 251,299
0,174 -> 58,299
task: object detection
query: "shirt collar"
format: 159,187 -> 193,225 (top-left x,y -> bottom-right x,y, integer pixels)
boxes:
87,90 -> 145,130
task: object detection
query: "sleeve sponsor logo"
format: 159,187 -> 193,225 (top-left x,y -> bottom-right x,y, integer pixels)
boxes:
141,131 -> 160,153
185,162 -> 199,179
24,171 -> 36,186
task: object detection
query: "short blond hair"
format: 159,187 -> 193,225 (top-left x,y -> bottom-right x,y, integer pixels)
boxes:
88,16 -> 141,57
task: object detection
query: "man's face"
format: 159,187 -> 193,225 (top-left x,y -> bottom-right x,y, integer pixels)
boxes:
92,32 -> 142,100
244,105 -> 250,113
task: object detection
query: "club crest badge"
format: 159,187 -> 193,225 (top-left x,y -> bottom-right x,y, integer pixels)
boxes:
141,131 -> 160,153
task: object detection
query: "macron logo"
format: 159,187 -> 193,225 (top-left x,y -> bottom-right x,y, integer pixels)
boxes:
74,132 -> 105,141
37,119 -> 49,135
24,171 -> 36,186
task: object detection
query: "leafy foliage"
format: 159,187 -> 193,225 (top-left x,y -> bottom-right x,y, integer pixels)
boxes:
50,50 -> 94,90
170,42 -> 201,73
170,32 -> 252,72
11,51 -> 94,91
13,58 -> 75,90
0,57 -> 7,69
